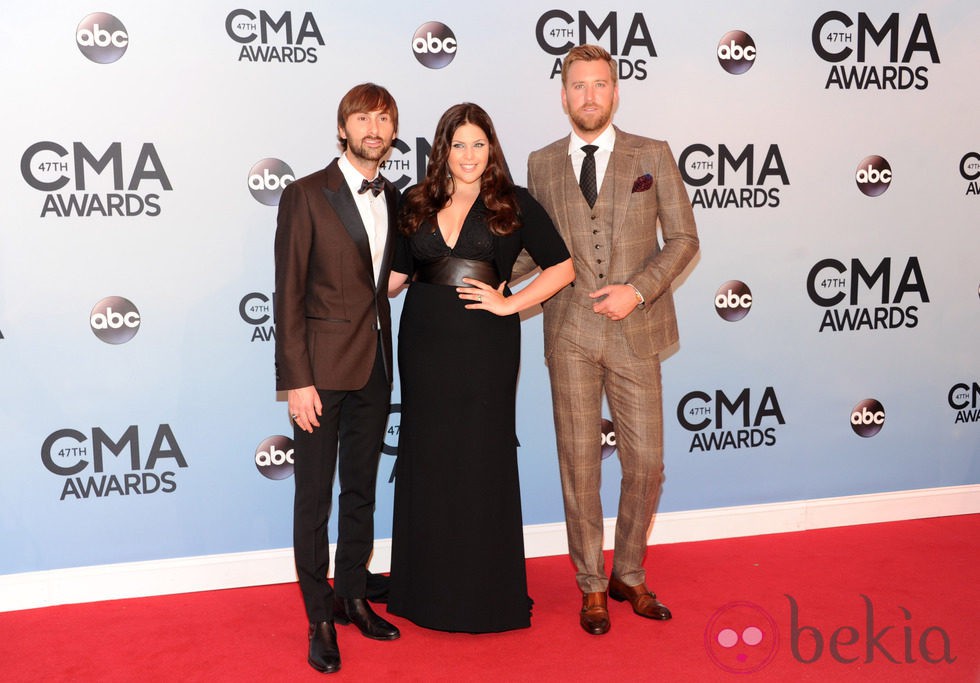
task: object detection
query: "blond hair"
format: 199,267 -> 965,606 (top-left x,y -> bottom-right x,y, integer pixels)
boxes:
561,44 -> 617,86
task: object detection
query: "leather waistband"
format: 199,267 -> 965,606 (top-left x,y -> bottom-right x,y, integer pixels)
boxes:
413,256 -> 501,288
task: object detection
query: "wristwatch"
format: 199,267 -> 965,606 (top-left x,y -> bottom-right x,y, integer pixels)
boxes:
628,283 -> 645,310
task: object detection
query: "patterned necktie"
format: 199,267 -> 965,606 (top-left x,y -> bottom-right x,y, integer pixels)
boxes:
579,145 -> 598,208
358,176 -> 384,197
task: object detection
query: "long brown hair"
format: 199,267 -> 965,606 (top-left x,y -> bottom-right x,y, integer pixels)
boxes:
400,103 -> 519,236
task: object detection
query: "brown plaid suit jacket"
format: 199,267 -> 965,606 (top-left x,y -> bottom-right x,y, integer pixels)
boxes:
526,127 -> 699,359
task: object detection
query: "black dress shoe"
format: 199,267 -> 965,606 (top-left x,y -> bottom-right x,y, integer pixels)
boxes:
308,621 -> 341,674
333,596 -> 400,640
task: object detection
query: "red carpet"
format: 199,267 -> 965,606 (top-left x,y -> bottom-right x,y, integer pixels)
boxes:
2,515 -> 977,681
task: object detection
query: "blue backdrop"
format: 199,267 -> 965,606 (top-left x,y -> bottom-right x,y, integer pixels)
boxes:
1,1 -> 977,578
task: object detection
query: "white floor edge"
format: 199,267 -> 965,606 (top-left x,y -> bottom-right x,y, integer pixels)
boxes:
3,484 -> 977,612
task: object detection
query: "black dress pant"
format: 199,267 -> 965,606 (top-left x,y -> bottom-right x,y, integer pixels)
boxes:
292,345 -> 389,623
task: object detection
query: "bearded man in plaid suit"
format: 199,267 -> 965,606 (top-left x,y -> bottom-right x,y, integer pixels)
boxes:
523,44 -> 699,636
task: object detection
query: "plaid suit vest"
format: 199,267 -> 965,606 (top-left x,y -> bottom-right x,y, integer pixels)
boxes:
565,165 -> 615,297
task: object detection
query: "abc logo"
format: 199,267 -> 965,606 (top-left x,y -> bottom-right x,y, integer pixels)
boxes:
855,155 -> 892,197
90,296 -> 141,345
717,30 -> 756,75
600,418 -> 617,459
715,280 -> 753,322
255,435 -> 295,480
248,158 -> 295,206
76,13 -> 129,64
850,399 -> 885,437
412,21 -> 457,69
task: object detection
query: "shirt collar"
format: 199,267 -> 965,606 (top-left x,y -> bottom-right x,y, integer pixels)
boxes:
568,125 -> 616,155
337,152 -> 380,195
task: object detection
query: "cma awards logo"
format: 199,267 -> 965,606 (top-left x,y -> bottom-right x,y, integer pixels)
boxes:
677,387 -> 785,453
960,152 -> 980,196
717,31 -> 756,75
381,404 -> 402,482
225,9 -> 324,63
255,436 -> 294,480
855,155 -> 892,197
806,257 -> 930,332
380,137 -> 432,191
240,292 -> 275,342
412,22 -> 457,69
680,144 -> 789,209
41,425 -> 188,501
715,281 -> 752,322
948,382 -> 980,425
706,595 -> 955,673
91,296 -> 141,344
812,12 -> 940,90
535,10 -> 656,80
21,141 -> 173,218
76,13 -> 128,64
377,403 -> 441,484
248,158 -> 294,205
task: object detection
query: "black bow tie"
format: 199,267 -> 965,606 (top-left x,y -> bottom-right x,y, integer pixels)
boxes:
358,177 -> 385,197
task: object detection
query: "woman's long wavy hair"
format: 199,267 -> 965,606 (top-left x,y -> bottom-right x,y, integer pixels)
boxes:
400,103 -> 519,237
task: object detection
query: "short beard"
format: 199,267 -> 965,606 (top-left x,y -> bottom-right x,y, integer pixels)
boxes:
570,107 -> 611,135
347,137 -> 391,163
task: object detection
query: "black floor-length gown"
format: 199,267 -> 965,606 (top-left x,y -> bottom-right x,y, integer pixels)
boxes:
387,188 -> 569,633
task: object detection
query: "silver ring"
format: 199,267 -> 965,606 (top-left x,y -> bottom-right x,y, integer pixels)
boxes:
290,414 -> 298,420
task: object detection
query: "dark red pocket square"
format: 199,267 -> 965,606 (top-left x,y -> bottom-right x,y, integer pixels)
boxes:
632,173 -> 653,193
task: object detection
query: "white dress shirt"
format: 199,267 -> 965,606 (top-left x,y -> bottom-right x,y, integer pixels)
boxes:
567,125 -> 616,194
338,153 -> 388,286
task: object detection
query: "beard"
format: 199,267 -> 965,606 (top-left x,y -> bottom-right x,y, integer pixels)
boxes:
347,136 -> 391,163
569,105 -> 612,135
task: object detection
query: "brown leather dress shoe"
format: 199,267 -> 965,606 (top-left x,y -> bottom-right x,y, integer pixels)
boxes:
608,575 -> 672,620
580,591 -> 611,635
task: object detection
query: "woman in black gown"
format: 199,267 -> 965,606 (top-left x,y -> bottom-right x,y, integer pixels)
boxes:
386,103 -> 573,632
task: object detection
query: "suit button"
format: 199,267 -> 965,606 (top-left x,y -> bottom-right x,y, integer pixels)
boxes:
595,244 -> 601,249
598,273 -> 605,279
592,229 -> 599,234
590,215 -> 597,220
597,259 -> 602,264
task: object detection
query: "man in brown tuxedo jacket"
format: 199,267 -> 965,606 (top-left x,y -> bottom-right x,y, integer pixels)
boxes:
526,46 -> 699,636
274,83 -> 401,674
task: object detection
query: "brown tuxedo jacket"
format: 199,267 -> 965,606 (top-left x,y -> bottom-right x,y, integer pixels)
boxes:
274,159 -> 396,392
527,127 -> 699,359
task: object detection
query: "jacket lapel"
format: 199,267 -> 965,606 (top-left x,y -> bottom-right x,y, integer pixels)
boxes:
609,127 -> 639,244
321,160 -> 376,287
377,181 -> 397,287
550,138 -> 574,242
